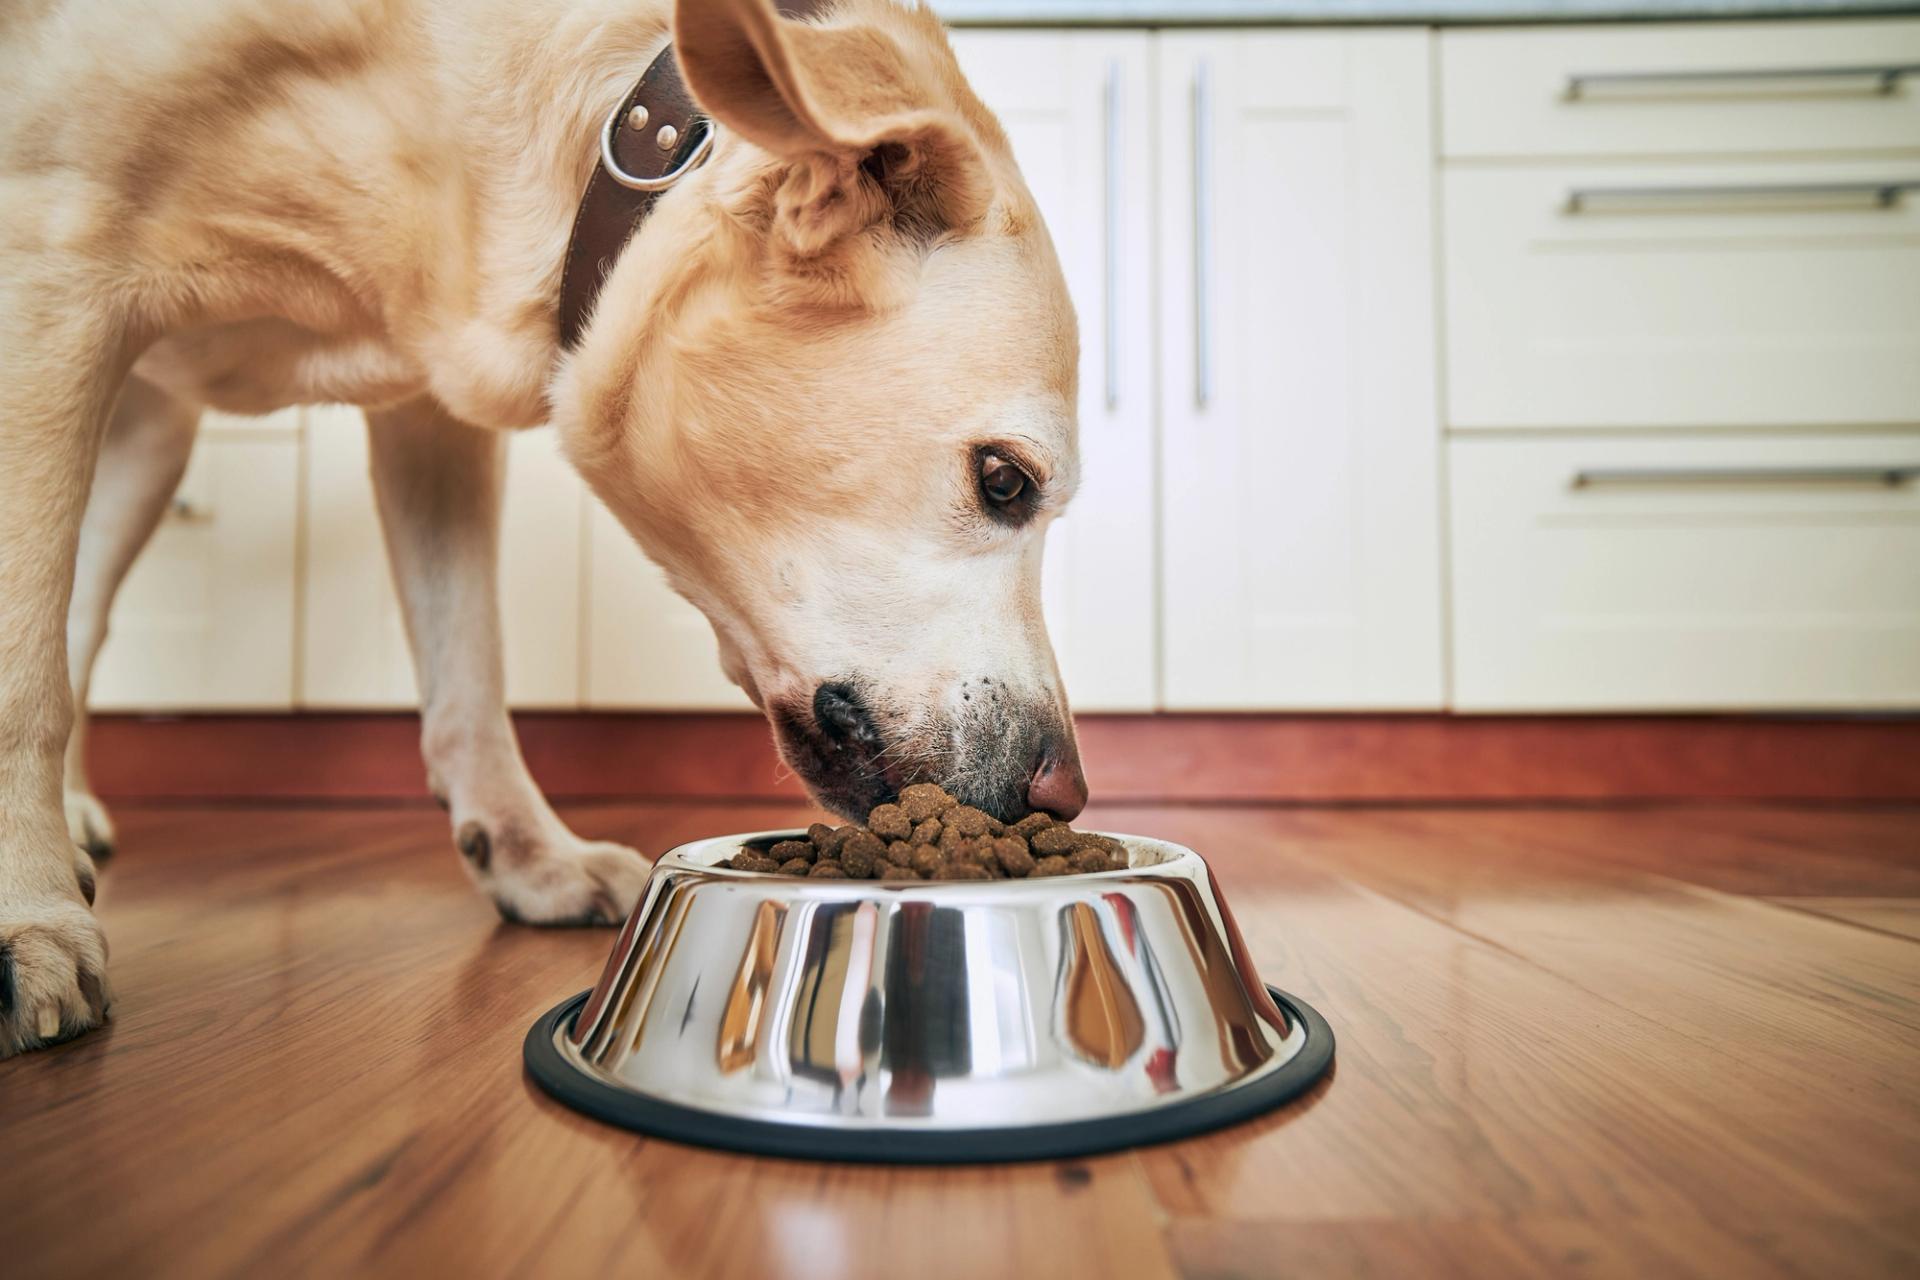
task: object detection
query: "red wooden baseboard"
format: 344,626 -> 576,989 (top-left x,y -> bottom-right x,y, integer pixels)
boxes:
84,711 -> 1920,803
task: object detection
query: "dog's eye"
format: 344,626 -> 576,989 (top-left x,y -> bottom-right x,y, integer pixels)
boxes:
971,445 -> 1041,526
980,454 -> 1027,506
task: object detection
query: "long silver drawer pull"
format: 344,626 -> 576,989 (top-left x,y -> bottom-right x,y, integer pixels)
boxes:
1566,181 -> 1920,214
1103,58 -> 1122,413
1567,64 -> 1920,99
1573,466 -> 1920,489
1190,59 -> 1205,410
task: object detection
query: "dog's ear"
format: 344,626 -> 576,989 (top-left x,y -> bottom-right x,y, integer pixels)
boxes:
676,0 -> 991,255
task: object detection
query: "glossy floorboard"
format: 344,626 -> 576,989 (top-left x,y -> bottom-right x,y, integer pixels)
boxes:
2,801 -> 1916,1279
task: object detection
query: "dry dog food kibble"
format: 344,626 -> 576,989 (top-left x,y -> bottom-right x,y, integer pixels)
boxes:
719,784 -> 1126,880
867,804 -> 912,842
898,783 -> 957,824
769,840 -> 814,863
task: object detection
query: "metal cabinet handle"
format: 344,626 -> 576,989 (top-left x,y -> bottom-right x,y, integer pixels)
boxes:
1192,59 -> 1212,411
1103,59 -> 1122,413
1567,64 -> 1920,100
1572,465 -> 1920,489
1566,181 -> 1919,214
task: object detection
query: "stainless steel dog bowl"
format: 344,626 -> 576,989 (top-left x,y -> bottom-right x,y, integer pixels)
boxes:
525,831 -> 1333,1162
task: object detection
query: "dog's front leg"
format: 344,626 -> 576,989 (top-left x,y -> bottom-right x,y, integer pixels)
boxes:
366,396 -> 648,925
0,282 -> 120,1056
64,374 -> 202,862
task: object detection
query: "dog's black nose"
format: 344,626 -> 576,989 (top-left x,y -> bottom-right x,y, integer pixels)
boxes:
813,683 -> 881,749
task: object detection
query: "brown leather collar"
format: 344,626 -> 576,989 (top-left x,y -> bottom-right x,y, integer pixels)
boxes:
556,42 -> 713,350
558,2 -> 823,350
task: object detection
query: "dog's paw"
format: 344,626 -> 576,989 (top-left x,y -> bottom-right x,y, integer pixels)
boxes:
454,819 -> 650,927
65,789 -> 117,862
0,887 -> 111,1059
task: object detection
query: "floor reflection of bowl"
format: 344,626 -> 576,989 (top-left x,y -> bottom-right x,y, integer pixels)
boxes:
524,831 -> 1333,1162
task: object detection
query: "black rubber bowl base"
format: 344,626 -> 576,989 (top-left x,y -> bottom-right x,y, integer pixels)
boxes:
524,986 -> 1333,1164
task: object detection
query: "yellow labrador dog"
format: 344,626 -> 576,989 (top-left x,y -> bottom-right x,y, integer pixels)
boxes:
0,0 -> 1087,1057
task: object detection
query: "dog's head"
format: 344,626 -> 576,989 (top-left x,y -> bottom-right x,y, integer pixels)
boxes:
555,0 -> 1085,821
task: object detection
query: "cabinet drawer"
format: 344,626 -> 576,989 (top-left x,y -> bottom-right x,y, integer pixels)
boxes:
1444,158 -> 1920,430
1448,434 -> 1920,711
1441,20 -> 1920,159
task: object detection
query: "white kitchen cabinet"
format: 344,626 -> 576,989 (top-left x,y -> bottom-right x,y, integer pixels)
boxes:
90,410 -> 301,710
1439,17 -> 1920,713
300,405 -> 417,707
1450,433 -> 1920,711
1155,31 -> 1446,709
497,429 -> 590,706
82,19 -> 1920,724
585,502 -> 751,709
948,32 -> 1158,710
300,408 -> 586,708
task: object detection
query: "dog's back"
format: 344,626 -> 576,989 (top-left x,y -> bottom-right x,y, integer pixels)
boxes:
2,0 -> 431,318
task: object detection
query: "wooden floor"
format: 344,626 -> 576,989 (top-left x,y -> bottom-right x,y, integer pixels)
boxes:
4,800 -> 1918,1279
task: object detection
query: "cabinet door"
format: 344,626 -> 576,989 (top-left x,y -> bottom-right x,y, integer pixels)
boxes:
584,504 -> 750,709
497,430 -> 589,706
89,411 -> 300,710
299,408 -> 585,708
1157,32 -> 1444,709
946,32 -> 1158,711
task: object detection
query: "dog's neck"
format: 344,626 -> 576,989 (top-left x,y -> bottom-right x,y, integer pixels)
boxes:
279,0 -> 852,435
556,37 -> 711,351
556,0 -> 826,351
398,2 -> 680,430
